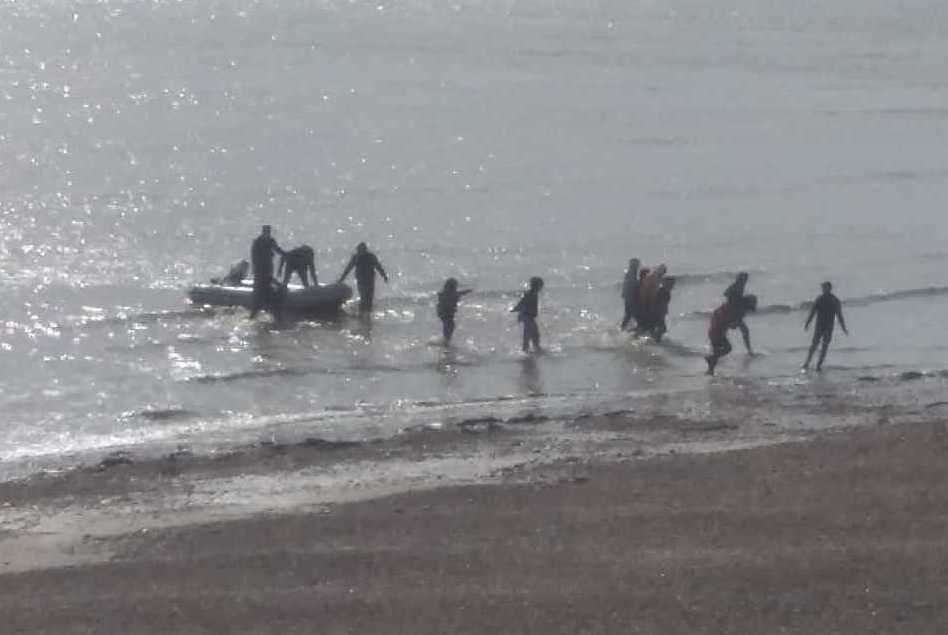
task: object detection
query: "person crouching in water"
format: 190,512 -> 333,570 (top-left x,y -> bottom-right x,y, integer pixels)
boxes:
649,276 -> 676,342
211,260 -> 249,286
512,277 -> 544,353
437,278 -> 472,344
620,258 -> 640,331
279,245 -> 318,287
803,281 -> 848,371
705,294 -> 757,375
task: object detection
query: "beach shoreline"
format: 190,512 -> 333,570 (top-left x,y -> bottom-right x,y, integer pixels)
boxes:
3,406 -> 948,632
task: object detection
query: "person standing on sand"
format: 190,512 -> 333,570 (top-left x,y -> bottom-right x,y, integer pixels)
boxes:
512,276 -> 544,353
620,258 -> 641,331
437,278 -> 472,344
803,281 -> 848,371
338,242 -> 389,314
249,225 -> 285,320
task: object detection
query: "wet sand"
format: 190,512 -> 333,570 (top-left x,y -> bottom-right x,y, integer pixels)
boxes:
3,417 -> 948,633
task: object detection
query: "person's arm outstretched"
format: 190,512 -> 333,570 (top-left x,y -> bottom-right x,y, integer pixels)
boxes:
338,256 -> 355,283
374,257 -> 389,283
459,289 -> 473,297
804,301 -> 817,331
738,321 -> 753,355
836,300 -> 848,335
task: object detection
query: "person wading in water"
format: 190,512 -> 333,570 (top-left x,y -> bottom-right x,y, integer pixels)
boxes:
249,225 -> 285,320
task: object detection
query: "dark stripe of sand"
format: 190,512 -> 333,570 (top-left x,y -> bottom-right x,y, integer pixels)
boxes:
3,421 -> 948,634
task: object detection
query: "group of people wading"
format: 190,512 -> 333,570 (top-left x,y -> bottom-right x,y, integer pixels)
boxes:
230,226 -> 849,376
620,258 -> 677,342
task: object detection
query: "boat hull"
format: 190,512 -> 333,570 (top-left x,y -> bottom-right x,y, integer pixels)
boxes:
188,281 -> 353,316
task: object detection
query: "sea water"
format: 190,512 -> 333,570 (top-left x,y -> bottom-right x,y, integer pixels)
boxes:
1,0 -> 947,476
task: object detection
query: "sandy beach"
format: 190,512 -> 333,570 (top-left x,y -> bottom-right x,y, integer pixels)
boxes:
2,412 -> 948,634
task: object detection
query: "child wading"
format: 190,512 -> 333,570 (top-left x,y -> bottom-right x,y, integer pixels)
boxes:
437,278 -> 472,344
512,277 -> 544,353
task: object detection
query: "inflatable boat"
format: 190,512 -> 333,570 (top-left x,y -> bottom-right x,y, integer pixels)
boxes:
188,280 -> 353,316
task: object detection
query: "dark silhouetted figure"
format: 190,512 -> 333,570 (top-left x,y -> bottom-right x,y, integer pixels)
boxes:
279,245 -> 318,287
650,276 -> 676,342
249,225 -> 285,320
803,281 -> 848,371
633,267 -> 651,327
620,258 -> 641,331
722,272 -> 754,356
338,242 -> 388,314
437,278 -> 472,344
211,260 -> 249,286
512,277 -> 544,353
705,294 -> 757,375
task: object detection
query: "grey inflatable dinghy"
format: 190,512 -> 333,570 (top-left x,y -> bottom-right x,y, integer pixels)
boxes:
188,280 -> 352,316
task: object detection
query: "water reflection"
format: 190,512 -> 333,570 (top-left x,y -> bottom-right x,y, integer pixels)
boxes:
519,355 -> 543,396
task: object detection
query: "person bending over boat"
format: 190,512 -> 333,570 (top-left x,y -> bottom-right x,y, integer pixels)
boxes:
279,245 -> 318,287
338,242 -> 389,314
803,281 -> 848,372
437,278 -> 472,344
249,225 -> 285,320
512,276 -> 544,354
620,258 -> 641,331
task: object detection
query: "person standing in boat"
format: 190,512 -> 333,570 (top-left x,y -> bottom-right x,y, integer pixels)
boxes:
279,245 -> 318,287
249,225 -> 285,320
338,242 -> 389,314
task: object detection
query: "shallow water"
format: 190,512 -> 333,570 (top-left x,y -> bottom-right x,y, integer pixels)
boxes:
1,0 -> 947,477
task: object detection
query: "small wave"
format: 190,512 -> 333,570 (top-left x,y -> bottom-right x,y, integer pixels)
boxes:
899,369 -> 948,382
77,307 -> 219,330
135,408 -> 198,422
856,368 -> 948,383
843,286 -> 948,308
783,345 -> 872,354
183,362 -> 409,384
683,286 -> 948,321
380,288 -> 522,310
187,367 -> 310,384
674,269 -> 766,285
